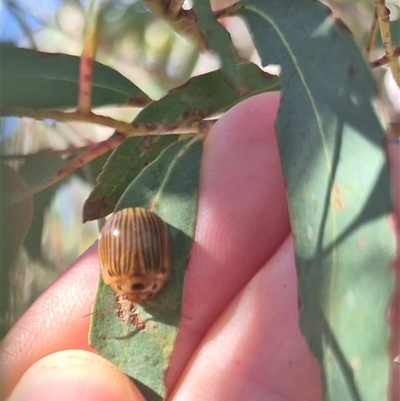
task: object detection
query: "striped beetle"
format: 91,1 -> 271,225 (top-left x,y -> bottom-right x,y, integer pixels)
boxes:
98,208 -> 171,302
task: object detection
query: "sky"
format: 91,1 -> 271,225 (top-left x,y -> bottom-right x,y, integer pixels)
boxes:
1,0 -> 68,139
1,0 -> 64,44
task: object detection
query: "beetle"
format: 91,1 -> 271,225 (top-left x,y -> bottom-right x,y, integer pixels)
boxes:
98,207 -> 171,302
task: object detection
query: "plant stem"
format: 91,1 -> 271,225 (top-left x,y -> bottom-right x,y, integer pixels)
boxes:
1,107 -> 215,137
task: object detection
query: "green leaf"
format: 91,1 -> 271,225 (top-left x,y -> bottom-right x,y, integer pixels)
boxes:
237,1 -> 396,400
0,45 -> 152,109
136,63 -> 280,123
0,164 -> 33,338
82,63 -> 280,221
80,149 -> 113,186
83,135 -> 178,221
5,148 -> 70,200
89,136 -> 203,401
19,156 -> 66,260
192,0 -> 238,85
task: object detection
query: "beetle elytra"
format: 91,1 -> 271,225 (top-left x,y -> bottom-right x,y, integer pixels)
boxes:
98,207 -> 171,302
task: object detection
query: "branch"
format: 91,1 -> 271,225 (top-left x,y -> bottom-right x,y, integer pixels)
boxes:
373,0 -> 400,87
1,107 -> 215,137
79,0 -> 99,114
0,145 -> 92,160
141,0 -> 206,50
365,12 -> 379,59
137,1 -> 241,55
370,46 -> 400,68
2,110 -> 215,206
3,133 -> 124,207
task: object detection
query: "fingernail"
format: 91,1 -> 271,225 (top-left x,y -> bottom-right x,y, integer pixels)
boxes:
8,350 -> 144,401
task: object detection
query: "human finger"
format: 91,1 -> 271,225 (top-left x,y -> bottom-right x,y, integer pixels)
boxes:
171,236 -> 322,401
8,350 -> 144,401
1,92 -> 289,398
1,244 -> 99,399
167,92 -> 290,388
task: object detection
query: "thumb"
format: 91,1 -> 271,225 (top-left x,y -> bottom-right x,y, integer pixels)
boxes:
8,350 -> 144,401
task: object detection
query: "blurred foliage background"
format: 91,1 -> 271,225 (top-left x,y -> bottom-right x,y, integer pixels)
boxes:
0,0 -> 399,338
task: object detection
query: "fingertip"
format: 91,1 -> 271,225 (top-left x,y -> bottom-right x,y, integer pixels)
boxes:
1,243 -> 100,398
8,350 -> 144,401
171,236 -> 321,401
167,92 -> 290,387
189,91 -> 289,309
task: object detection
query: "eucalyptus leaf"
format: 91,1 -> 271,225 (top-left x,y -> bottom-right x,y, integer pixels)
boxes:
20,156 -> 66,260
89,136 -> 203,400
82,63 -> 280,221
237,1 -> 396,400
0,45 -> 151,109
192,0 -> 238,85
0,164 -> 33,338
82,135 -> 178,222
135,62 -> 279,123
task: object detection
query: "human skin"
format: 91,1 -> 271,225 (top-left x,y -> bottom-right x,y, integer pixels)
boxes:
1,92 -> 398,401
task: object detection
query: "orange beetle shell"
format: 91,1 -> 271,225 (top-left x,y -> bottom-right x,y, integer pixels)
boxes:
98,207 -> 171,302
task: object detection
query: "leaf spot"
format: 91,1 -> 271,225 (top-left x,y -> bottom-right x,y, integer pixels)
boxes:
332,182 -> 345,211
358,237 -> 366,248
348,66 -> 355,80
350,357 -> 361,370
140,135 -> 154,150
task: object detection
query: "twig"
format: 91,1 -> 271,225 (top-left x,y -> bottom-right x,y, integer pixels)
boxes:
0,145 -> 92,160
365,12 -> 379,59
141,0 -> 206,50
2,109 -> 215,207
138,1 -> 241,53
373,0 -> 400,87
1,107 -> 215,137
79,0 -> 99,114
4,133 -> 124,207
370,47 -> 400,68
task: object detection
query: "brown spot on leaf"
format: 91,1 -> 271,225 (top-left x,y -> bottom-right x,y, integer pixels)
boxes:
316,320 -> 325,332
358,237 -> 366,248
181,110 -> 190,120
194,108 -> 213,120
128,94 -> 152,107
327,352 -> 335,365
150,197 -> 159,211
348,66 -> 355,80
82,196 -> 111,222
298,297 -> 304,310
140,135 -> 154,150
332,182 -> 345,211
